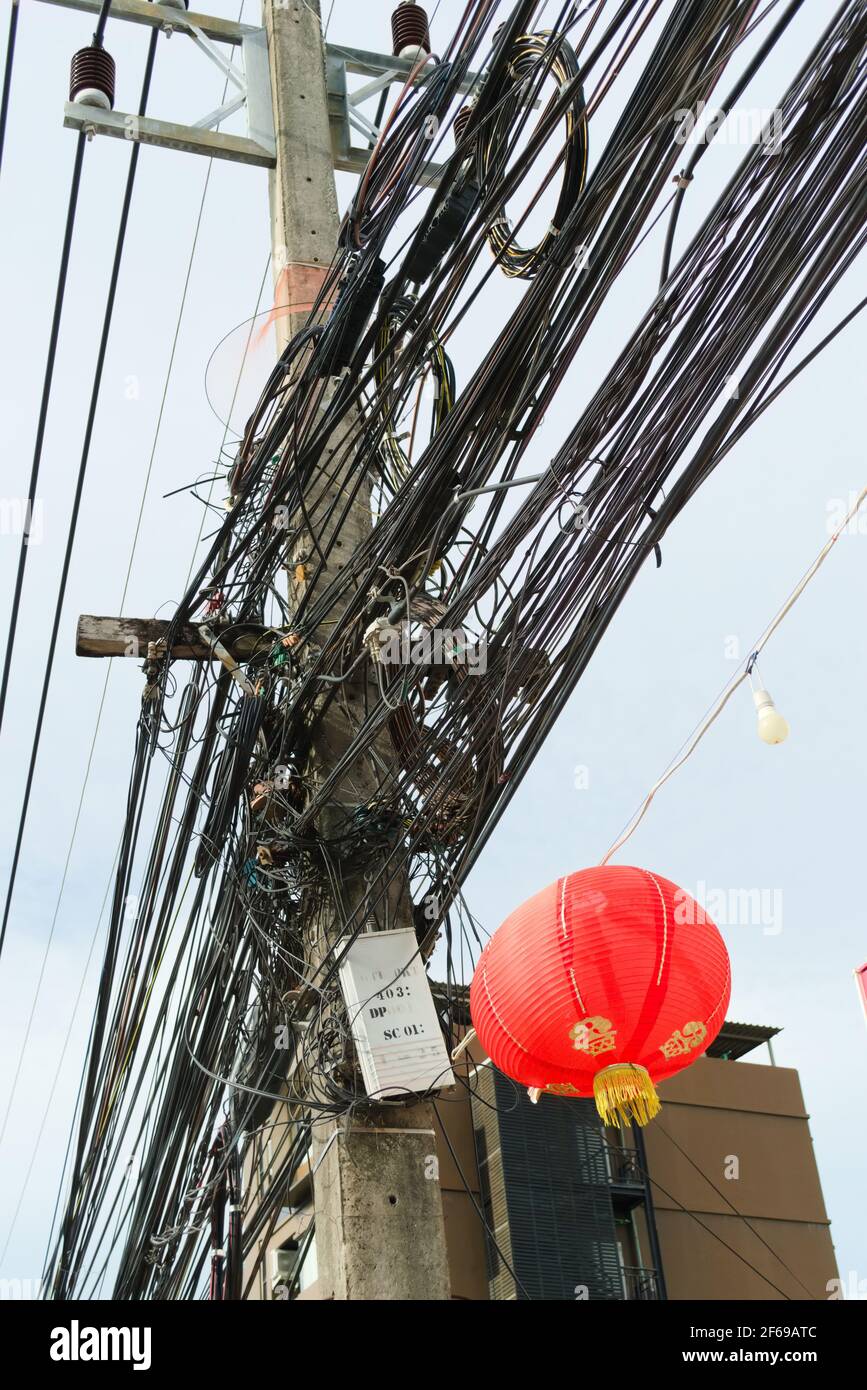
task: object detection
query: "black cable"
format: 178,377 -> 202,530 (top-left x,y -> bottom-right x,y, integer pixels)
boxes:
628,1144 -> 795,1301
0,0 -> 20,182
0,29 -> 161,963
432,1097 -> 533,1299
653,1119 -> 818,1299
0,132 -> 87,742
93,0 -> 114,49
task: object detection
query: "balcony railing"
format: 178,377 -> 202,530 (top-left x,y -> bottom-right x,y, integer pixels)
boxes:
602,1142 -> 643,1185
621,1265 -> 662,1300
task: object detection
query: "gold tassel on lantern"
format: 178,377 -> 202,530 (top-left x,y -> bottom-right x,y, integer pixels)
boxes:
592,1062 -> 661,1128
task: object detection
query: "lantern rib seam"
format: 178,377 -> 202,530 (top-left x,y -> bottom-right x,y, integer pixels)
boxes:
705,960 -> 731,1034
644,869 -> 669,987
481,961 -> 530,1055
559,875 -> 586,1014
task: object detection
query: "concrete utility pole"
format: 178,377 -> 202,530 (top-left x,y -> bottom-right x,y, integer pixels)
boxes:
57,0 -> 452,1301
261,0 -> 450,1301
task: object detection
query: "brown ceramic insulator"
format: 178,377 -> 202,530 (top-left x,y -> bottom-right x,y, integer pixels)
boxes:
391,4 -> 431,57
69,45 -> 116,109
453,104 -> 475,150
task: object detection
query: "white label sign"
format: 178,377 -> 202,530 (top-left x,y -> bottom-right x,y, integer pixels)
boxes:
337,928 -> 454,1098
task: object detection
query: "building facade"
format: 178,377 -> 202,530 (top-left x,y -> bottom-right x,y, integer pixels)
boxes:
245,1021 -> 838,1301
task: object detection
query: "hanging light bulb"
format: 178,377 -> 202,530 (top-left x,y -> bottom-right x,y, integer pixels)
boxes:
747,657 -> 789,744
752,685 -> 789,744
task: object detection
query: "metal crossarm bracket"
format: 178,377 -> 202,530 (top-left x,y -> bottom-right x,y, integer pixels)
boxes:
325,44 -> 481,187
35,2 -> 481,184
33,0 -> 258,45
35,0 -> 276,164
61,102 -> 276,166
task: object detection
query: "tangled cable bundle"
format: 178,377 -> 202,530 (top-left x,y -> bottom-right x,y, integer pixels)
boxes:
478,28 -> 588,276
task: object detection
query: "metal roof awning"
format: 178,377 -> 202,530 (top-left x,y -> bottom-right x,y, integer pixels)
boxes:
706,1021 -> 781,1061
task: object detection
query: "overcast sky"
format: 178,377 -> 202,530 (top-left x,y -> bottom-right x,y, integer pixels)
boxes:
1,0 -> 865,1296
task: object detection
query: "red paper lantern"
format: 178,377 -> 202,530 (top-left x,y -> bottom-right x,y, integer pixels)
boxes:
469,865 -> 731,1126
